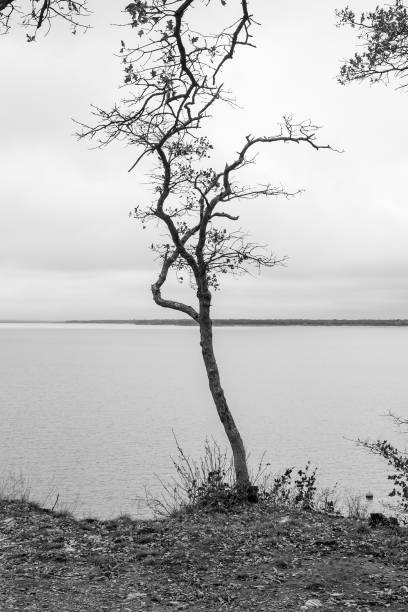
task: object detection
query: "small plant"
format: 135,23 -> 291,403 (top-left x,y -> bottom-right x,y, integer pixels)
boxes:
267,468 -> 294,505
357,412 -> 408,514
315,484 -> 341,515
194,468 -> 238,509
360,439 -> 408,511
345,493 -> 368,520
148,437 -> 239,517
259,463 -> 318,510
0,471 -> 31,502
294,462 -> 318,509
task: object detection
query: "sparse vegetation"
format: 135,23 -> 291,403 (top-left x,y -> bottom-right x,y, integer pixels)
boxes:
147,437 -> 236,516
0,471 -> 31,503
149,440 -> 331,519
357,412 -> 408,520
344,493 -> 369,521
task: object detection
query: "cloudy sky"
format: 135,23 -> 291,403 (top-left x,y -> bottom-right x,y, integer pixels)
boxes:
1,0 -> 407,320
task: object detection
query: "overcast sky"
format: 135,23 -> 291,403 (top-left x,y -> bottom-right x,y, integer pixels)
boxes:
1,0 -> 407,320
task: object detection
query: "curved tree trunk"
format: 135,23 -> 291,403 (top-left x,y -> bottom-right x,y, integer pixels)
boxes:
198,289 -> 250,490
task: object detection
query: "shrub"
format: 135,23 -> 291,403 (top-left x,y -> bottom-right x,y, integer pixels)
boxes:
294,462 -> 318,509
148,437 -> 239,516
358,439 -> 408,512
265,467 -> 294,505
357,412 -> 408,515
148,436 -> 319,517
259,462 -> 318,510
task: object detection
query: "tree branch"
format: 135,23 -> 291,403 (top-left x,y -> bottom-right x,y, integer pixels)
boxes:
174,0 -> 198,87
1,0 -> 90,35
151,247 -> 199,321
210,212 -> 239,221
337,2 -> 408,87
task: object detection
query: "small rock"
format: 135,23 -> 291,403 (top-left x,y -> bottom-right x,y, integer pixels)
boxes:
126,591 -> 145,600
142,555 -> 158,566
301,599 -> 323,610
368,512 -> 398,527
315,539 -> 337,547
236,570 -> 251,580
14,578 -> 36,591
138,525 -> 157,535
137,534 -> 154,544
150,594 -> 162,603
135,549 -> 150,560
274,558 -> 289,569
51,552 -> 68,562
306,581 -> 325,592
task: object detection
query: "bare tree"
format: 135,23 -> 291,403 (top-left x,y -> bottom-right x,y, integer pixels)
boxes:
76,0 -> 331,494
0,0 -> 89,36
337,1 -> 408,87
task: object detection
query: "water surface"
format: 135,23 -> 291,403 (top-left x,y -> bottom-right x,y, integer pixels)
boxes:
1,324 -> 406,517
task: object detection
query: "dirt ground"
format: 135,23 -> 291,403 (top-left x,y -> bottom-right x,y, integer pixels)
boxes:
1,499 -> 408,611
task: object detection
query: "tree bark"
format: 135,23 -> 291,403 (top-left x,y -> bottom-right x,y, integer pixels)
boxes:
198,288 -> 250,490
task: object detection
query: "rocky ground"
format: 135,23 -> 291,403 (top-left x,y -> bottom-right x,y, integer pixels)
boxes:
1,498 -> 408,611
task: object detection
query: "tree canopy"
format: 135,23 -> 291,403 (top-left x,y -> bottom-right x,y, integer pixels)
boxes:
337,0 -> 408,87
77,1 -> 331,305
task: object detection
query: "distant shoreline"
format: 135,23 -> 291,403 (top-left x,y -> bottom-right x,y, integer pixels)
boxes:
66,318 -> 408,326
2,319 -> 408,327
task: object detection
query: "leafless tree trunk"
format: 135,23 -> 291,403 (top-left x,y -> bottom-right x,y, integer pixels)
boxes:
198,285 -> 250,489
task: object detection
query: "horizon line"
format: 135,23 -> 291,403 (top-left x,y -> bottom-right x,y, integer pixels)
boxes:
1,318 -> 408,327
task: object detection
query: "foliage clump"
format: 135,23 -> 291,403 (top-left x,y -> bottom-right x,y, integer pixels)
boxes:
337,0 -> 408,87
150,438 -> 320,516
259,462 -> 318,510
358,413 -> 408,517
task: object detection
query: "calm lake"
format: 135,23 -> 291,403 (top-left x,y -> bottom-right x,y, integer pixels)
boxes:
1,324 -> 407,518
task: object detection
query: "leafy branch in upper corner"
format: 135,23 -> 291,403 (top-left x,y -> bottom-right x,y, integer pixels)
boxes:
337,1 -> 408,88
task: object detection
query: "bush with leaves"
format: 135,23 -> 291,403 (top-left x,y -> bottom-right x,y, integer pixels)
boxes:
294,462 -> 318,509
358,415 -> 408,513
194,468 -> 239,510
259,462 -> 318,510
148,437 -> 319,516
148,437 -> 242,516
